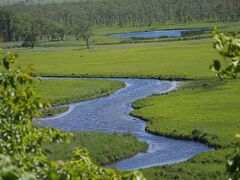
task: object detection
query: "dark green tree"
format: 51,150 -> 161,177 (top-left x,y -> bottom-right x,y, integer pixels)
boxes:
0,9 -> 15,42
79,21 -> 92,49
3,0 -> 240,30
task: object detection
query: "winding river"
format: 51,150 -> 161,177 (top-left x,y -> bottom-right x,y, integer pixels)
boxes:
41,78 -> 211,171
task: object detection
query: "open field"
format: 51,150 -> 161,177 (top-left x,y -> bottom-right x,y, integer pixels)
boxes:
15,40 -> 219,79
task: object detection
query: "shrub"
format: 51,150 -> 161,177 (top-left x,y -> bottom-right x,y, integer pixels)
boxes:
210,27 -> 240,79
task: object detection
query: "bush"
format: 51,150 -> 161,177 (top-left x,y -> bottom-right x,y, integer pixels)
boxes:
210,27 -> 240,79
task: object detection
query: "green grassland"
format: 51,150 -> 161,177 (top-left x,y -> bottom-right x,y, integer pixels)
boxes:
45,132 -> 148,165
37,79 -> 124,106
142,148 -> 233,180
131,79 -> 240,147
16,40 -> 218,79
131,79 -> 240,179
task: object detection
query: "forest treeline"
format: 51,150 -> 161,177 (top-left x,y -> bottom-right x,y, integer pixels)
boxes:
0,0 -> 240,46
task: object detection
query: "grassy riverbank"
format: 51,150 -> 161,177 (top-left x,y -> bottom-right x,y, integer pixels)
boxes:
131,79 -> 240,179
142,147 -> 233,179
45,132 -> 148,165
37,79 -> 124,106
42,106 -> 69,117
132,79 -> 240,148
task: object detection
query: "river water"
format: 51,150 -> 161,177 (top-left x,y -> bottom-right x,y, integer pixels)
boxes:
41,78 -> 211,171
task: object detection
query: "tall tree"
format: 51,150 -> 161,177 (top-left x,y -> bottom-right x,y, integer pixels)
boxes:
0,9 -> 15,42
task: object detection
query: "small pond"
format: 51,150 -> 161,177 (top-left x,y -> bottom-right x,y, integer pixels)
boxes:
109,28 -> 208,39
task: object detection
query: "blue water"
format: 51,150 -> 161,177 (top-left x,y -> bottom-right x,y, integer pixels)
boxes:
40,78 -> 211,171
109,29 -> 203,39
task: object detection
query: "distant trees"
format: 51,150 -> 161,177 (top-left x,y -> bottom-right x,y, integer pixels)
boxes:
44,19 -> 66,41
20,16 -> 39,48
0,9 -> 15,42
0,0 -> 240,48
5,0 -> 240,28
75,20 -> 92,49
0,7 -> 93,48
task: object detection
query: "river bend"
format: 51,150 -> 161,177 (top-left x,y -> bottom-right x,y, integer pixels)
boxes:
41,78 -> 210,170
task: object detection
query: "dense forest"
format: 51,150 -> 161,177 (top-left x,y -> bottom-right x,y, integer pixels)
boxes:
0,0 -> 77,6
7,0 -> 240,25
0,0 -> 240,46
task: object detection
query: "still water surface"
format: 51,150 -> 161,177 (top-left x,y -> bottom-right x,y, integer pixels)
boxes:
109,29 -> 204,39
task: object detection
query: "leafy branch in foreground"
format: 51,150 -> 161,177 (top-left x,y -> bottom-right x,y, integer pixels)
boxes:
227,135 -> 240,180
210,29 -> 240,179
0,49 -> 144,179
0,49 -> 67,178
210,27 -> 240,79
0,154 -> 35,180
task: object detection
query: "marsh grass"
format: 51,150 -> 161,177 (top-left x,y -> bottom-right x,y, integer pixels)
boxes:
37,79 -> 124,106
45,132 -> 148,165
130,79 -> 240,179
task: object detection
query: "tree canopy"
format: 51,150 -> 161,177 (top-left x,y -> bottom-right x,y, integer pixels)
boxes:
0,0 -> 240,47
5,0 -> 240,27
